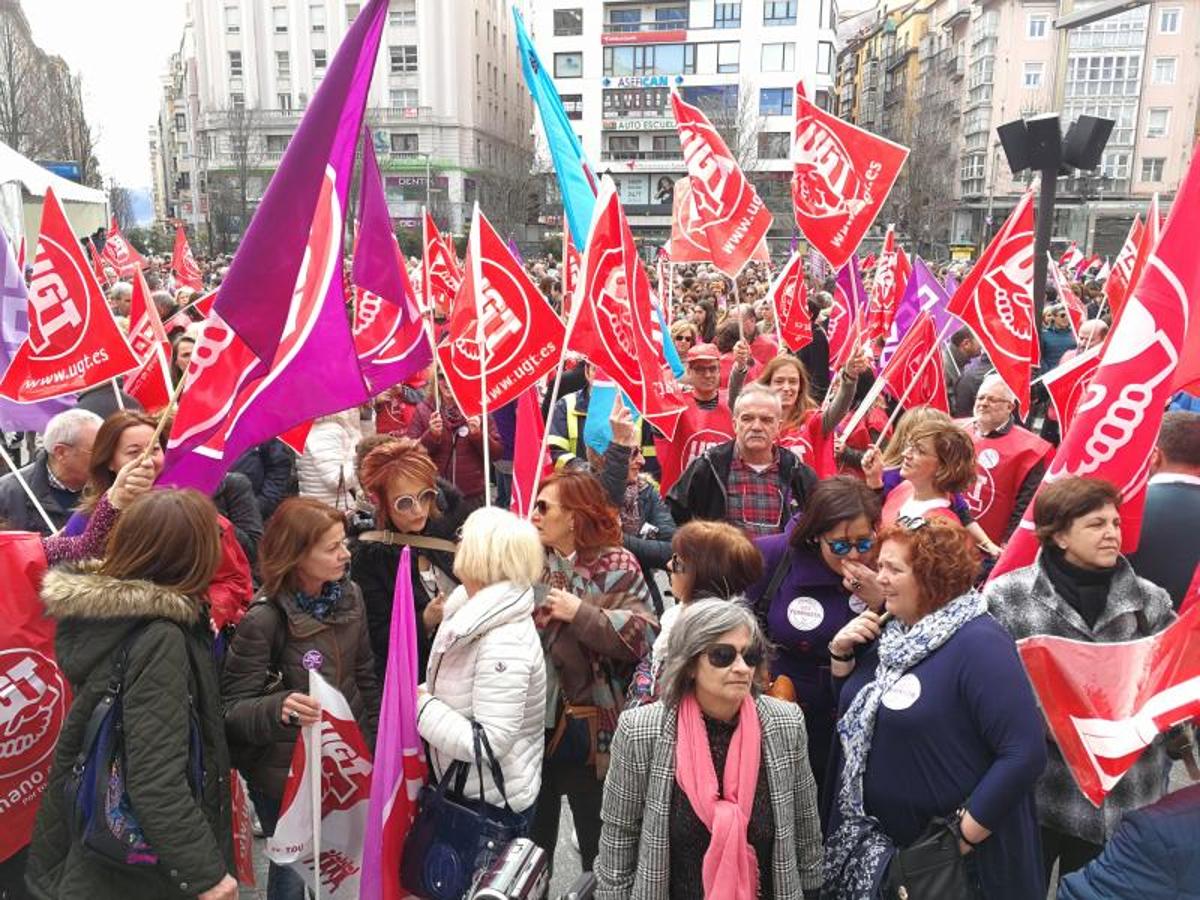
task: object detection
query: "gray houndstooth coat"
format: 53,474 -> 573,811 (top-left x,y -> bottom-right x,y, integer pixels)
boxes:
595,695 -> 823,899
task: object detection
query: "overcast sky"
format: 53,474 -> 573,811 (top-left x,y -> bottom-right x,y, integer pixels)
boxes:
24,0 -> 186,190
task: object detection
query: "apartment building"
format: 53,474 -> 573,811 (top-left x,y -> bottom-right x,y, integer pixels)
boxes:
156,0 -> 535,246
837,0 -> 1199,257
531,0 -> 840,248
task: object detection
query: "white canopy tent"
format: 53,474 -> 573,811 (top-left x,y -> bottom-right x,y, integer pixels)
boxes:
0,140 -> 107,257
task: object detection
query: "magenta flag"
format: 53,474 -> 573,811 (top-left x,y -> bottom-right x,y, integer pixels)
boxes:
880,256 -> 958,367
213,0 -> 388,361
352,129 -> 432,396
360,547 -> 428,900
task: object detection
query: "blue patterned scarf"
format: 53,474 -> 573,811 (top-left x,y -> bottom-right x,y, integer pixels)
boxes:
294,580 -> 343,622
822,590 -> 988,899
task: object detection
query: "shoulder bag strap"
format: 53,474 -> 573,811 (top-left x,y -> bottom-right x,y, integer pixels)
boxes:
357,530 -> 458,554
756,548 -> 794,620
472,721 -> 515,811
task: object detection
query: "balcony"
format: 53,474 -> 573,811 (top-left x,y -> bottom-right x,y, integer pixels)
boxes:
603,19 -> 689,33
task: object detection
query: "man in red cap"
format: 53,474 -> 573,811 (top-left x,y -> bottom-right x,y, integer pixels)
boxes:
655,343 -> 736,494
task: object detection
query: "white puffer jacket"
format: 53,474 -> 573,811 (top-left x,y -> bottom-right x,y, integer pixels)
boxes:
417,581 -> 547,813
297,409 -> 362,510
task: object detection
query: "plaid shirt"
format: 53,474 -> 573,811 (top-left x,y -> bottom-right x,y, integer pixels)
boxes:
726,449 -> 784,536
984,556 -> 1175,844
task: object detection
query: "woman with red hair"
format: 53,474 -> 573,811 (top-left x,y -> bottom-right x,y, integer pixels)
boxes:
528,471 -> 657,874
823,520 -> 1045,899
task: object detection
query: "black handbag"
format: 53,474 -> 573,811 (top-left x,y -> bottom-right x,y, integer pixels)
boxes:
401,721 -> 528,900
64,622 -> 204,868
883,816 -> 978,900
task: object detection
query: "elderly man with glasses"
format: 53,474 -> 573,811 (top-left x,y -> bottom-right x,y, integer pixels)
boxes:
0,408 -> 101,534
957,373 -> 1053,544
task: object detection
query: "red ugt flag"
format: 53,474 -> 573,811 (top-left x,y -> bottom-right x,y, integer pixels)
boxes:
668,177 -> 711,264
1042,345 -> 1101,427
1109,195 -> 1160,334
1104,215 -> 1142,322
172,225 -> 204,292
768,251 -> 812,352
0,534 -> 69,863
511,387 -> 552,518
123,267 -> 174,412
100,215 -> 147,278
867,226 -> 911,342
0,188 -> 140,402
570,179 -> 688,440
436,205 -> 565,418
1017,603 -> 1200,806
671,91 -> 773,277
990,144 -> 1200,580
422,211 -> 461,319
791,81 -> 908,270
876,310 -> 949,413
947,191 -> 1039,416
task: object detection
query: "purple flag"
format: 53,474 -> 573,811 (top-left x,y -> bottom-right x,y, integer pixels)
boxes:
212,0 -> 388,361
360,547 -> 427,900
0,228 -> 73,430
835,254 -> 867,317
506,234 -> 526,267
880,256 -> 958,367
352,129 -> 432,396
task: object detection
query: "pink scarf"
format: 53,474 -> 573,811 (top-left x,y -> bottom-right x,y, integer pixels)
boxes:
675,693 -> 763,900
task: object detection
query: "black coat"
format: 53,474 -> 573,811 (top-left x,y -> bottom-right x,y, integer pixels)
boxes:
212,472 -> 264,565
0,451 -> 76,534
28,567 -> 234,899
230,439 -> 295,521
666,440 -> 817,531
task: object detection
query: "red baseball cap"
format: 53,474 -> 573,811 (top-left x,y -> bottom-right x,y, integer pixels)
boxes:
686,343 -> 720,363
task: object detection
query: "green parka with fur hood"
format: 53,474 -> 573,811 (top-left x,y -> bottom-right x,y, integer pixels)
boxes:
26,566 -> 234,899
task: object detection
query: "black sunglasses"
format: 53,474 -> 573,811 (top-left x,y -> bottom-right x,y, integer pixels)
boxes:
704,643 -> 765,669
897,515 -> 929,531
534,499 -> 554,516
666,552 -> 687,574
820,536 -> 876,557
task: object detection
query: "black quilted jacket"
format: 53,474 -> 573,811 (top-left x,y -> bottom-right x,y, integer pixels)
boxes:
27,567 -> 234,899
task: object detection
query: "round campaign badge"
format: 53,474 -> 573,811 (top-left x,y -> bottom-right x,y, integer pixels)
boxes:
786,597 -> 825,632
882,673 -> 922,711
302,649 -> 324,671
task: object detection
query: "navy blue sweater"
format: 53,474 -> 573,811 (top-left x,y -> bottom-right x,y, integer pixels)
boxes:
831,615 -> 1047,899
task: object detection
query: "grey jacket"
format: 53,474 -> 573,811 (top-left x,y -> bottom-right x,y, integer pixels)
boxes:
0,451 -> 75,534
984,555 -> 1175,844
596,696 -> 823,899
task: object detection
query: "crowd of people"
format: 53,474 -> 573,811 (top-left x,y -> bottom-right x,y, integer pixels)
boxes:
1,242 -> 1198,900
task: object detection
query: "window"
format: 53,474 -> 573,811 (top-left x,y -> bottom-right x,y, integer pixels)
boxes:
603,44 -> 695,76
759,87 -> 793,116
717,42 -> 740,73
228,51 -> 243,77
763,1 -> 797,26
230,92 -> 245,111
390,1 -> 416,26
553,8 -> 583,36
1152,57 -> 1177,84
389,88 -> 418,109
1064,53 -> 1143,99
276,51 -> 290,77
714,3 -> 741,28
652,134 -> 680,154
225,5 -> 240,34
272,6 -> 288,33
390,45 -> 418,73
346,3 -> 360,22
554,51 -> 583,78
1159,7 -> 1180,34
608,136 -> 640,155
1146,107 -> 1169,138
266,135 -> 290,154
817,41 -> 834,75
1028,14 -> 1048,39
310,4 -> 325,32
761,42 -> 796,72
815,89 -> 831,112
655,6 -> 687,27
1100,150 -> 1130,180
313,49 -> 327,70
1023,62 -> 1044,88
561,93 -> 583,120
1140,157 -> 1164,182
390,133 -> 419,153
757,132 -> 790,159
174,112 -> 186,130
278,93 -> 292,111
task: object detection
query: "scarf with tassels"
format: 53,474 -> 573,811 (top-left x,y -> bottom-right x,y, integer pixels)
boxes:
675,692 -> 762,900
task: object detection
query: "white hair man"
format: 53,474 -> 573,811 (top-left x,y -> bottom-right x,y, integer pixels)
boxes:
956,373 -> 1052,543
667,383 -> 818,535
0,408 -> 102,533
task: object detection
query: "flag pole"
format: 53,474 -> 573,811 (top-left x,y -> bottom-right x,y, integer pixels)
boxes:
110,378 -> 125,411
470,203 -> 491,507
0,442 -> 57,533
308,668 -> 322,900
421,206 -> 442,416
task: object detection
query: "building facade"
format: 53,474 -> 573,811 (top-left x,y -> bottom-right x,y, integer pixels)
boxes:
836,0 -> 1199,258
531,0 -> 840,249
156,0 -> 535,249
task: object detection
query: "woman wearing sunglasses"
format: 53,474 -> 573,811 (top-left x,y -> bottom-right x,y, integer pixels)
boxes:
746,476 -> 883,800
528,471 -> 657,875
823,520 -> 1045,900
350,438 -> 468,682
597,599 -> 824,899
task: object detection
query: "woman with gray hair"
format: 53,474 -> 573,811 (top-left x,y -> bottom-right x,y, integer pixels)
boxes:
417,506 -> 548,819
596,599 -> 823,900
